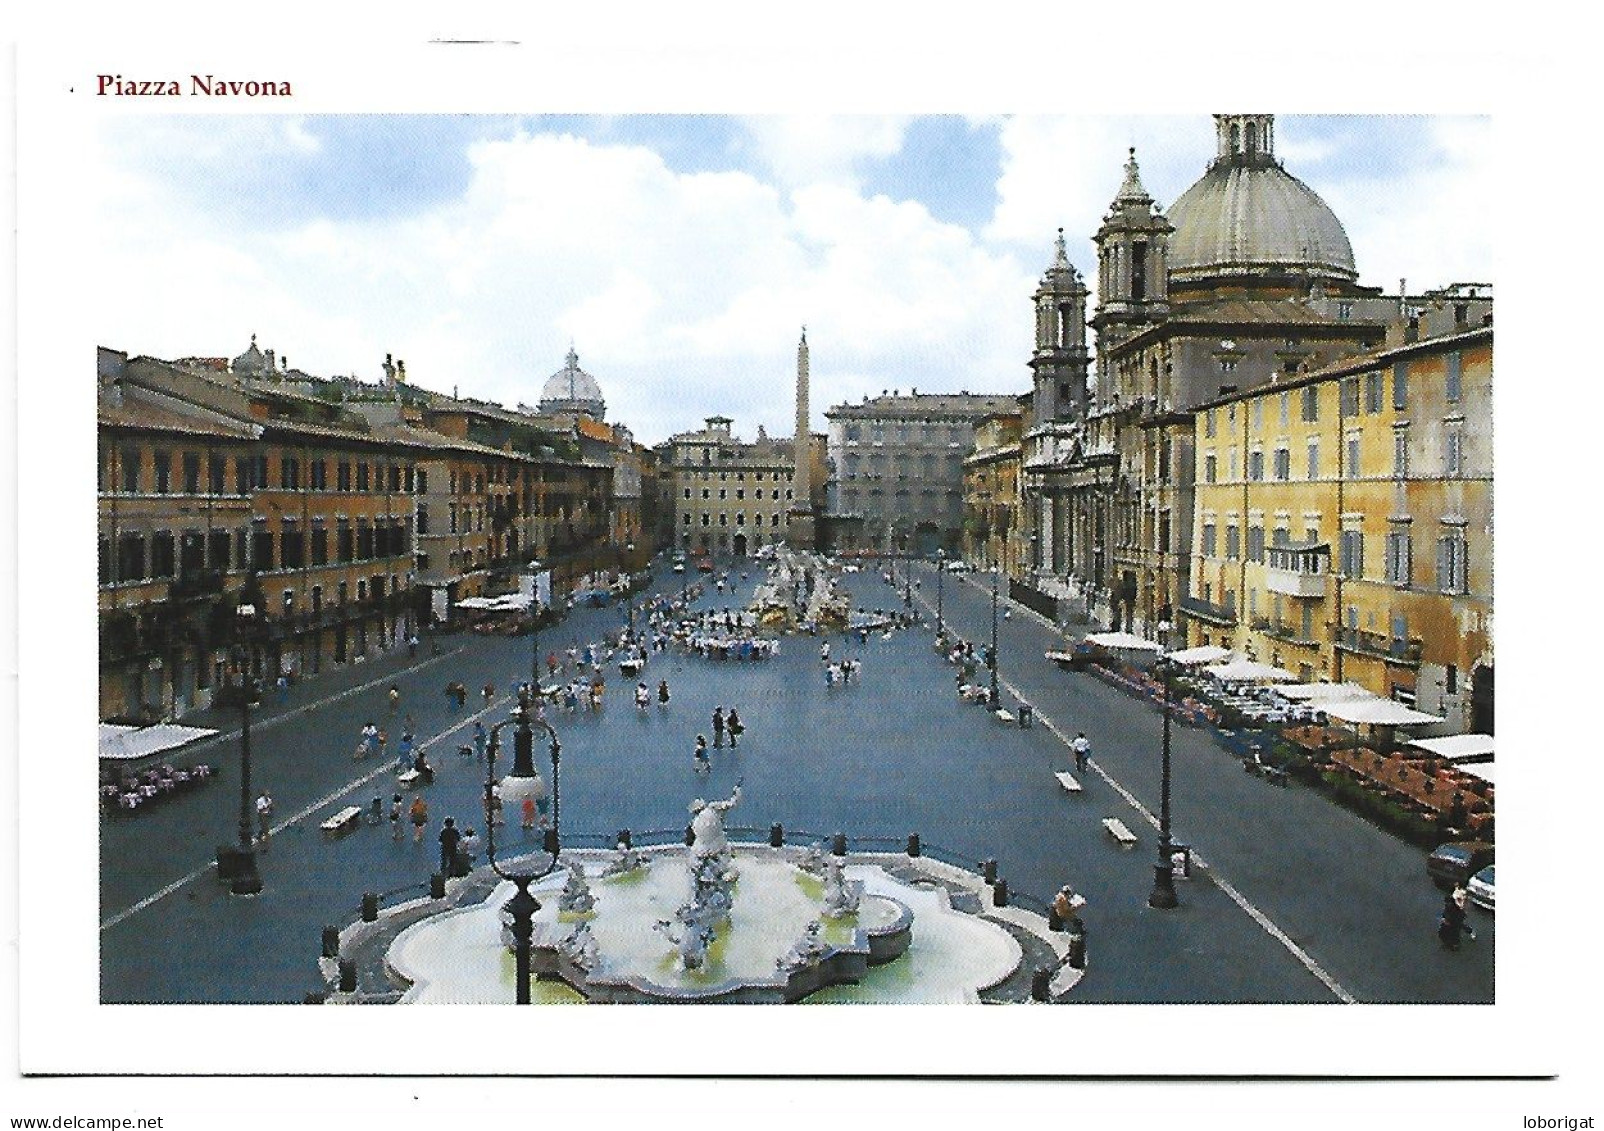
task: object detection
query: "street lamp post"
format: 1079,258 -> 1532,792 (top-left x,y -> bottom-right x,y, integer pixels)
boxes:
229,600 -> 263,896
1148,620 -> 1178,910
934,548 -> 945,640
988,566 -> 1001,708
624,541 -> 636,631
485,689 -> 563,1004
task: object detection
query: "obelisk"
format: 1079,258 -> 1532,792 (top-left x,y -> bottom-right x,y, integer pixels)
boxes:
788,327 -> 817,551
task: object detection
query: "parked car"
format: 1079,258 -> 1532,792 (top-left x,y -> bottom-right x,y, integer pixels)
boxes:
1427,841 -> 1494,891
1466,864 -> 1495,911
945,560 -> 971,573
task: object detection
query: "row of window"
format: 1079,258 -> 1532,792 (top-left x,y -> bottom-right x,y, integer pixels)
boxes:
681,469 -> 795,482
1203,426 -> 1466,484
1203,355 -> 1466,441
682,512 -> 787,528
1198,522 -> 1470,593
841,423 -> 970,444
102,449 -> 427,497
100,518 -> 412,583
683,487 -> 794,501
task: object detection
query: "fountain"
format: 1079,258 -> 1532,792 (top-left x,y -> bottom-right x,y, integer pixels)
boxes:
354,785 -> 1084,1004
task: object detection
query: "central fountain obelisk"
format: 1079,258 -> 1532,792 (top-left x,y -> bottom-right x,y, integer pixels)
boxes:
788,327 -> 817,552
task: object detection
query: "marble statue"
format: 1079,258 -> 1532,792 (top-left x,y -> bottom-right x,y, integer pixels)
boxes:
689,785 -> 742,873
558,921 -> 599,969
601,840 -> 645,878
794,843 -> 828,877
558,861 -> 596,915
821,856 -> 861,917
777,919 -> 829,971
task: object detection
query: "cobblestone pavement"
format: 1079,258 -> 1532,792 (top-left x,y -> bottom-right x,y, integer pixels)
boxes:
99,558 -> 1491,1003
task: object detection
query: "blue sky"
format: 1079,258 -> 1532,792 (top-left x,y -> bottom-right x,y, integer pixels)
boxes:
90,113 -> 1492,444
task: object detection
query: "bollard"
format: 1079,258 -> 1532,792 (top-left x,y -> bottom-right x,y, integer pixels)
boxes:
906,832 -> 921,857
1047,906 -> 1063,932
617,828 -> 632,849
770,823 -> 784,848
361,892 -> 379,922
321,925 -> 341,959
831,832 -> 847,857
982,858 -> 998,884
338,958 -> 357,994
430,873 -> 446,900
1031,966 -> 1053,1002
684,824 -> 696,847
1068,921 -> 1087,969
992,878 -> 1009,907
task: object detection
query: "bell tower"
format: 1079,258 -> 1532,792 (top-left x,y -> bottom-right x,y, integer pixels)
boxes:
1029,228 -> 1090,423
1092,147 -> 1172,402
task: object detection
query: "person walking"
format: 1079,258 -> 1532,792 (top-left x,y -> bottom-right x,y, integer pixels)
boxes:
254,791 -> 274,846
1072,732 -> 1091,774
482,681 -> 495,707
820,641 -> 831,664
388,685 -> 401,713
389,793 -> 404,839
693,735 -> 711,772
409,794 -> 429,843
658,679 -> 671,707
636,682 -> 650,710
276,673 -> 290,706
367,794 -> 384,826
472,721 -> 487,761
438,817 -> 461,876
712,707 -> 725,748
521,793 -> 537,831
408,633 -> 419,658
726,708 -> 744,748
1438,886 -> 1475,950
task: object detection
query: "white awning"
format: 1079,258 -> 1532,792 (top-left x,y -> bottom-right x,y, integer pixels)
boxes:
1165,645 -> 1233,666
1273,681 -> 1374,702
1320,698 -> 1446,726
1407,734 -> 1496,762
1083,631 -> 1162,652
1456,761 -> 1496,785
1203,659 -> 1297,683
456,594 -> 532,612
99,723 -> 219,761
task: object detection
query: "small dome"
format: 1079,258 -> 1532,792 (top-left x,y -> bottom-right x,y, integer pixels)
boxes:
538,346 -> 606,419
232,333 -> 270,376
1166,115 -> 1356,283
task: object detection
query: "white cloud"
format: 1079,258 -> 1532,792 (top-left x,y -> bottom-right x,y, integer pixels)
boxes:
91,121 -> 1031,443
738,114 -> 914,190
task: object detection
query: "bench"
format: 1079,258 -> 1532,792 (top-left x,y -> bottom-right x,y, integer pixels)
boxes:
398,769 -> 422,790
1102,817 -> 1138,848
321,806 -> 363,836
1054,771 -> 1082,794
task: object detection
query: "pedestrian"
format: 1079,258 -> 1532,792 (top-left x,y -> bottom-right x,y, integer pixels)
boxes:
368,794 -> 384,825
712,707 -> 725,748
408,633 -> 419,658
1072,732 -> 1091,774
547,653 -> 558,679
473,721 -> 487,761
255,790 -> 274,846
438,817 -> 461,876
458,827 -> 481,871
521,793 -> 537,831
636,682 -> 650,710
693,735 -> 711,772
1438,886 -> 1475,950
389,685 -> 401,713
658,679 -> 670,707
276,673 -> 290,706
726,708 -> 744,748
390,793 -> 403,839
410,794 -> 429,843
483,682 -> 495,706
820,641 -> 831,664
398,730 -> 414,765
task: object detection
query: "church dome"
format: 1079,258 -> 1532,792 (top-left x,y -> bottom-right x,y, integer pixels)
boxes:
538,346 -> 606,419
1166,114 -> 1356,284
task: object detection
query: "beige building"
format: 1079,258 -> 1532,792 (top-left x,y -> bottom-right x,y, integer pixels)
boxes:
661,416 -> 826,558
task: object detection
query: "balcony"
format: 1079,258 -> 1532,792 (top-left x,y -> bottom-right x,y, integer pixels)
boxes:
1337,627 -> 1423,666
1266,566 -> 1327,599
1180,595 -> 1237,627
1263,621 -> 1321,648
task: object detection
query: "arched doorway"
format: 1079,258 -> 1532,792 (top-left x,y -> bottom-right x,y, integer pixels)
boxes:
733,533 -> 748,557
913,522 -> 941,558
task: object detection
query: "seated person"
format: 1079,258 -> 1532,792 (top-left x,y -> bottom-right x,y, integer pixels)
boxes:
412,751 -> 435,784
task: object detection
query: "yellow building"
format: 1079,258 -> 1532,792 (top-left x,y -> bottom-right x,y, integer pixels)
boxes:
962,410 -> 1025,571
662,416 -> 826,558
1186,313 -> 1492,730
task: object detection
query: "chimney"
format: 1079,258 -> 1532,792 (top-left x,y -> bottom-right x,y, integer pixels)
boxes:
397,359 -> 406,383
1405,317 -> 1420,344
265,348 -> 276,373
383,353 -> 395,384
1398,278 -> 1407,318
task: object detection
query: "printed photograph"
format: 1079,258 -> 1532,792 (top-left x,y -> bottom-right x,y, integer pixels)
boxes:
90,111 -> 1494,1009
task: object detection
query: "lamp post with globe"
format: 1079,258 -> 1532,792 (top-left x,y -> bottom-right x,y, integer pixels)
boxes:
1148,620 -> 1179,910
484,688 -> 562,1004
